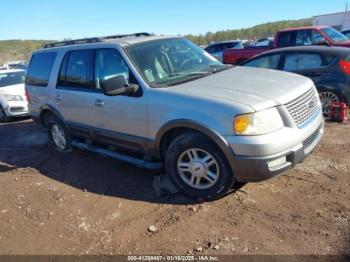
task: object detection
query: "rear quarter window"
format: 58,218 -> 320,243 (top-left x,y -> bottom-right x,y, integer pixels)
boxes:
26,52 -> 57,87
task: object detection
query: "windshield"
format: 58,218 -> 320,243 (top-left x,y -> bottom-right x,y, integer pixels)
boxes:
0,71 -> 25,87
321,27 -> 348,43
125,38 -> 228,87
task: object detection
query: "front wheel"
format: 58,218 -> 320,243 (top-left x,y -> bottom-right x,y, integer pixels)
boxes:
165,132 -> 235,200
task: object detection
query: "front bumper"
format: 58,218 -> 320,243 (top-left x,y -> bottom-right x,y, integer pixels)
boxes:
3,101 -> 29,117
224,112 -> 324,182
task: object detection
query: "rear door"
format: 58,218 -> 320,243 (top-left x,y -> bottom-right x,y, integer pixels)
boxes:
282,52 -> 335,84
53,49 -> 97,138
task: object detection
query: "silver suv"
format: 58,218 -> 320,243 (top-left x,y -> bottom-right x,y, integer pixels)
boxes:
26,33 -> 324,199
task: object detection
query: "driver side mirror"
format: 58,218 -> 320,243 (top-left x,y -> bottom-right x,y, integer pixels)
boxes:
101,75 -> 139,96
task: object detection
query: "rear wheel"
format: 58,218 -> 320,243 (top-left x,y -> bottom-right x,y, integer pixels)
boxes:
319,91 -> 339,115
46,115 -> 72,152
165,132 -> 235,200
0,105 -> 10,122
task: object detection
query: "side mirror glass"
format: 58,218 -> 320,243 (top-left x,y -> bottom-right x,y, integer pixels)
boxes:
101,75 -> 138,96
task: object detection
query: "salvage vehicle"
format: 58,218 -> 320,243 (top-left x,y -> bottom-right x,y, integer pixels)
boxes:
223,26 -> 350,64
240,46 -> 350,115
26,33 -> 324,199
0,69 -> 29,122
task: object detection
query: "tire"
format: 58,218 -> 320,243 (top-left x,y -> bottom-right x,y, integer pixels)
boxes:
0,105 -> 10,122
46,115 -> 72,152
165,132 -> 235,200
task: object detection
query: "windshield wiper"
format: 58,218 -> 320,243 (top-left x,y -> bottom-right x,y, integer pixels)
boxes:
169,71 -> 212,77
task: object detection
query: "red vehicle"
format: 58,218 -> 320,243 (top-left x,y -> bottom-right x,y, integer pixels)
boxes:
223,26 -> 350,65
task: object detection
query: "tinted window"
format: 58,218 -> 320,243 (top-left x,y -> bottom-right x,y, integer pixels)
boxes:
284,53 -> 323,71
278,30 -> 325,47
0,71 -> 26,87
26,52 -> 56,87
58,50 -> 92,89
95,49 -> 131,90
244,54 -> 281,69
278,32 -> 296,47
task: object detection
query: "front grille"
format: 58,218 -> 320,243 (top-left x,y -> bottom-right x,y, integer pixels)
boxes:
303,127 -> 321,148
285,88 -> 319,128
10,107 -> 25,113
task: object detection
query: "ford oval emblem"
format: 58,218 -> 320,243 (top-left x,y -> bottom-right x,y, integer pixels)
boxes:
308,101 -> 315,109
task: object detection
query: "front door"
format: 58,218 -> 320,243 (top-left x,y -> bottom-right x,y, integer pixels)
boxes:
89,48 -> 148,149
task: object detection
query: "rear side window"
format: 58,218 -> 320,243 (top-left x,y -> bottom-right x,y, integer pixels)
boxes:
26,52 -> 56,87
278,32 -> 296,47
57,50 -> 93,89
243,54 -> 281,69
284,53 -> 323,71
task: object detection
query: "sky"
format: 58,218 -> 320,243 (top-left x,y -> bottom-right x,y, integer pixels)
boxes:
0,0 -> 348,40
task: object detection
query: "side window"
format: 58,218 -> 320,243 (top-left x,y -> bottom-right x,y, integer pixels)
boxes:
311,30 -> 325,44
277,32 -> 296,47
244,54 -> 281,69
295,30 -> 313,46
284,53 -> 323,71
26,52 -> 56,87
95,49 -> 131,90
58,50 -> 93,89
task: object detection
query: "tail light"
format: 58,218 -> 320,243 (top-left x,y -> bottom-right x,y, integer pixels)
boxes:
25,88 -> 31,104
339,60 -> 350,75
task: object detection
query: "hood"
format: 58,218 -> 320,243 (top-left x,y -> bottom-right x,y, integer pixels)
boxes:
168,67 -> 313,111
0,84 -> 25,96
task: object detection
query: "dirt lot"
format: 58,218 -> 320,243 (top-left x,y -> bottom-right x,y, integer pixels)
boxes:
0,118 -> 349,256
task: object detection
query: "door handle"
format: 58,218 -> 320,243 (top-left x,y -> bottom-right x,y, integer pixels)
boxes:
54,94 -> 62,101
95,99 -> 104,107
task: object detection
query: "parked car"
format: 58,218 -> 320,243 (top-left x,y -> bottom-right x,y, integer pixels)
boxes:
240,46 -> 350,114
251,37 -> 274,47
223,26 -> 350,65
204,40 -> 243,62
341,29 -> 350,38
0,69 -> 29,122
26,33 -> 324,199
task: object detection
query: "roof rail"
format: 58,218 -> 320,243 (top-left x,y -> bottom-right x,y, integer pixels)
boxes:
43,32 -> 151,48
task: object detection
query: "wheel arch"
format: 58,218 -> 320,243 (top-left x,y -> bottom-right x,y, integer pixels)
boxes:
155,120 -> 235,164
38,104 -> 68,129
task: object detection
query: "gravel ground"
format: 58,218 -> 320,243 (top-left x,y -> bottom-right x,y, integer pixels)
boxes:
0,118 -> 349,256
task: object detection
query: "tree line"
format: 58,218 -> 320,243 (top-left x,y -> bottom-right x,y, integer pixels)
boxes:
185,19 -> 312,46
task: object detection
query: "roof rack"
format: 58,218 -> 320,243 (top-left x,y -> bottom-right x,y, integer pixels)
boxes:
44,32 -> 151,48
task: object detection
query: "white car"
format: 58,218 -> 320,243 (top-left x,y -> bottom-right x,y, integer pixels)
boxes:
0,69 -> 29,122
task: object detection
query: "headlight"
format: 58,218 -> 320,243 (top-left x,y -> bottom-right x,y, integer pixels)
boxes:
3,94 -> 23,101
234,107 -> 284,135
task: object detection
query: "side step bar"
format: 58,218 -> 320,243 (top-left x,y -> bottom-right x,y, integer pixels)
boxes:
71,140 -> 164,170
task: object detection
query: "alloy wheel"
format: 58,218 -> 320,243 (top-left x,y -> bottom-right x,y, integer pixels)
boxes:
177,148 -> 219,190
319,91 -> 339,115
51,124 -> 67,150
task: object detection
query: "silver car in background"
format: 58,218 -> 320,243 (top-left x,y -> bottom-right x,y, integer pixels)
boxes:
26,34 -> 324,199
0,69 -> 29,121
